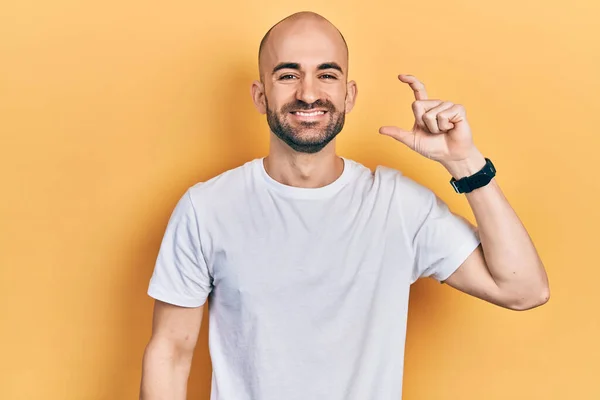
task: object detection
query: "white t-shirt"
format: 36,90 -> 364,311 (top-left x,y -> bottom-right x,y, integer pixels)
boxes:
147,156 -> 480,400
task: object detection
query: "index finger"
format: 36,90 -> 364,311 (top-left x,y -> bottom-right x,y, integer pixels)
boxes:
398,74 -> 429,101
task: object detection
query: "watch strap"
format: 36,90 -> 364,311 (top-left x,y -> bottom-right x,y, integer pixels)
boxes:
450,158 -> 496,194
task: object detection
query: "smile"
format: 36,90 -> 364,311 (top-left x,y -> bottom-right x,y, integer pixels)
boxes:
290,110 -> 328,119
292,111 -> 326,116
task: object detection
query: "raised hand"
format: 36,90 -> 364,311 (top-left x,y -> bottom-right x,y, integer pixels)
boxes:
379,74 -> 483,172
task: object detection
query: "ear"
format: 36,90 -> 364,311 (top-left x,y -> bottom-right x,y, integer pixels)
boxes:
344,80 -> 358,113
251,80 -> 267,114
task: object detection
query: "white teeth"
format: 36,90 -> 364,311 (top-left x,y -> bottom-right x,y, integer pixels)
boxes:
295,111 -> 325,117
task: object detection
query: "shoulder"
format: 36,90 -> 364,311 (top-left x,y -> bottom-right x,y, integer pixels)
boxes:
343,157 -> 438,213
366,161 -> 437,202
169,158 -> 260,219
187,158 -> 257,198
364,162 -> 458,236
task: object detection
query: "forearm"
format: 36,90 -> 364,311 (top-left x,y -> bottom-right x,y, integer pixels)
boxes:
444,151 -> 549,298
140,338 -> 193,400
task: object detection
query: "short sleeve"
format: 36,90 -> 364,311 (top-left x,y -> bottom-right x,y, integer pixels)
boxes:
403,180 -> 481,284
147,188 -> 213,307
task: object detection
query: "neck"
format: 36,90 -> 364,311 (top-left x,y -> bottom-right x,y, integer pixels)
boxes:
264,138 -> 344,189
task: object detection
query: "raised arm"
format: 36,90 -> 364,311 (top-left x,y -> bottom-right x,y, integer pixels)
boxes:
380,74 -> 549,310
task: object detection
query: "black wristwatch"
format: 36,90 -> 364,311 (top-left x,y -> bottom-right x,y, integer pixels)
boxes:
450,158 -> 496,194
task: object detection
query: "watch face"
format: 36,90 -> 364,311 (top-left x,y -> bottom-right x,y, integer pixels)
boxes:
451,158 -> 495,193
486,159 -> 496,174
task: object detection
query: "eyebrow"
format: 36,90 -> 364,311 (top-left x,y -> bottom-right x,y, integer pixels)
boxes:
271,62 -> 344,75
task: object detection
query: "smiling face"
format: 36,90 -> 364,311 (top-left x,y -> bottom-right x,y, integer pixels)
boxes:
252,14 -> 357,154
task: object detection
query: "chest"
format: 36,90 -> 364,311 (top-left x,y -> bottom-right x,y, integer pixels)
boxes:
203,194 -> 412,309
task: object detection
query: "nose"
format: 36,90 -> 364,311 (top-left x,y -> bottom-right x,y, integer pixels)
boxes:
296,76 -> 320,104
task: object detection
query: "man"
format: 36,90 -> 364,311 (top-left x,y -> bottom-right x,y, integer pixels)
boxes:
140,11 -> 550,400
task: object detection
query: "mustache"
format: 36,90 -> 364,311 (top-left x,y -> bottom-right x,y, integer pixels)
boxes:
280,99 -> 336,113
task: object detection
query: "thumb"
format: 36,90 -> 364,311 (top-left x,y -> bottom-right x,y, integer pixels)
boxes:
379,126 -> 414,149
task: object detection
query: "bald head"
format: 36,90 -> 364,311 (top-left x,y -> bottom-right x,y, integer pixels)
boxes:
250,11 -> 358,154
258,12 -> 349,81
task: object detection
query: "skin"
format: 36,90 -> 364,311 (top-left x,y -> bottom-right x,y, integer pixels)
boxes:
140,11 -> 550,399
251,12 -> 357,189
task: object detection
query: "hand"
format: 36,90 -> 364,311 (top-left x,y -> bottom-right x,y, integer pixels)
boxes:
379,74 -> 484,173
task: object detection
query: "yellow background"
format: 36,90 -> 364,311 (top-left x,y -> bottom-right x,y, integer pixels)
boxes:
1,0 -> 598,399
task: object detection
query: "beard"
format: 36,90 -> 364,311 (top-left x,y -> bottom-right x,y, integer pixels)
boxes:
265,97 -> 346,154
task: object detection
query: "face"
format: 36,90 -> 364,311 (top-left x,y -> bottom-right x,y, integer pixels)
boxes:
252,19 -> 357,154
265,85 -> 345,154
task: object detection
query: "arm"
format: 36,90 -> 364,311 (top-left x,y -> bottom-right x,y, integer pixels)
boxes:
441,152 -> 550,311
140,300 -> 205,399
379,74 -> 550,311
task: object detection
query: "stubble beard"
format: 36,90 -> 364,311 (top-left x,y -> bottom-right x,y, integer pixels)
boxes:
265,97 -> 346,154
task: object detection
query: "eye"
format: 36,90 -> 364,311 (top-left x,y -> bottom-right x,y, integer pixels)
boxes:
279,74 -> 297,80
320,74 -> 337,80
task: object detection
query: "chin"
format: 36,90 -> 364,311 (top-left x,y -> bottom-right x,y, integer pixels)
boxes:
292,131 -> 328,142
